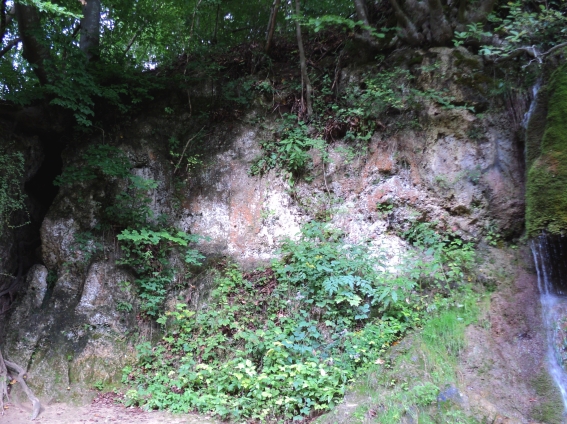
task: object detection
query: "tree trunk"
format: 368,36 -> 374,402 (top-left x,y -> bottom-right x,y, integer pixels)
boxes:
80,0 -> 101,61
265,0 -> 280,53
14,4 -> 49,84
0,0 -> 11,45
388,0 -> 422,46
353,0 -> 370,26
428,0 -> 452,45
212,3 -> 220,44
294,0 -> 312,117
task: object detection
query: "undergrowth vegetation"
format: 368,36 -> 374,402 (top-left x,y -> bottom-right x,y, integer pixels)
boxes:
319,288 -> 484,424
55,144 -> 204,316
250,64 -> 475,184
122,221 -> 478,421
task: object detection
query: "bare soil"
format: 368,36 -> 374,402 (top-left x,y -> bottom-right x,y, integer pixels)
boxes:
0,393 -> 217,424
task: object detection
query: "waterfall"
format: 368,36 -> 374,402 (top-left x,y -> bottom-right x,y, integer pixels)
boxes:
532,235 -> 567,410
522,80 -> 542,130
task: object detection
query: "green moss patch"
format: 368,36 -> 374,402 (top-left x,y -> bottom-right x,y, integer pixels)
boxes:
530,371 -> 564,424
526,64 -> 567,236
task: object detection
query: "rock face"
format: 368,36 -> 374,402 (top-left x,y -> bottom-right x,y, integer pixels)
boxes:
526,63 -> 567,236
2,47 -> 527,403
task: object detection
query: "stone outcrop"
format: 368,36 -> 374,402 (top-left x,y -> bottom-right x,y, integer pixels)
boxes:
1,47 -> 528,403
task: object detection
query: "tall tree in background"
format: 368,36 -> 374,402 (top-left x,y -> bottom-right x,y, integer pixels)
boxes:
80,0 -> 101,61
265,0 -> 280,53
294,0 -> 312,117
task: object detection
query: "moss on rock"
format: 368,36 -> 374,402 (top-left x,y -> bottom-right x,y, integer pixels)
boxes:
530,371 -> 564,424
526,64 -> 567,236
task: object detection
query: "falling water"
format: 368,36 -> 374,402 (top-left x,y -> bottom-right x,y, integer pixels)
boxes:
531,235 -> 567,410
522,80 -> 542,129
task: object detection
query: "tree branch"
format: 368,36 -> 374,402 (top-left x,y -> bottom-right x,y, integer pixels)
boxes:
124,24 -> 145,55
14,4 -> 49,84
265,0 -> 280,53
0,37 -> 21,58
388,0 -> 422,46
542,41 -> 567,57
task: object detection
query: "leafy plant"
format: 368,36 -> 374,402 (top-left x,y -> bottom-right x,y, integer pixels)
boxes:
250,114 -> 317,183
117,228 -> 204,317
54,144 -> 131,187
124,221 -> 477,420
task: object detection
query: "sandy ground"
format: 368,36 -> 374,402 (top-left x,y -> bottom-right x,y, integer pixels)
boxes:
0,393 -> 217,424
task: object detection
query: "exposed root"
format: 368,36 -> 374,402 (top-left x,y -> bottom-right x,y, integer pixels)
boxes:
0,349 -> 41,420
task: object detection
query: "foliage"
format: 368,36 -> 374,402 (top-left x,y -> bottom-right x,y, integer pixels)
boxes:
124,221 -> 477,420
18,0 -> 81,18
54,144 -> 131,187
304,15 -> 384,40
250,114 -> 317,183
71,231 -> 104,264
0,146 -> 27,235
117,228 -> 204,317
322,287 -> 484,424
463,1 -> 567,59
55,142 -> 205,315
402,221 -> 476,291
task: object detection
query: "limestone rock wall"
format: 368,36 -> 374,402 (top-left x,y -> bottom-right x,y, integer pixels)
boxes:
2,47 -> 527,403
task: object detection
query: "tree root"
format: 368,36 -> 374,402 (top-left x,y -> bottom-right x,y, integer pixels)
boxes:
0,349 -> 41,420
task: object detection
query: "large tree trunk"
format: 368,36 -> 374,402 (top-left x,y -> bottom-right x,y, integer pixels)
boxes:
265,0 -> 280,53
428,0 -> 452,45
294,0 -> 312,117
353,0 -> 370,26
80,0 -> 101,61
14,4 -> 49,84
388,0 -> 422,46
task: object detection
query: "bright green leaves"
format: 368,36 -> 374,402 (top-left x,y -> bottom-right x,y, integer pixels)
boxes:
250,114 -> 317,183
123,217 -> 477,420
17,0 -> 82,18
305,15 -> 385,39
117,228 -> 203,317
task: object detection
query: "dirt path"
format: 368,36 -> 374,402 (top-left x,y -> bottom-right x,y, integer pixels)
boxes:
0,394 -> 217,424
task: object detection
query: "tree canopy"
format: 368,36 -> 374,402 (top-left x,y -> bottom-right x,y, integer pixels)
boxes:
0,0 -> 566,128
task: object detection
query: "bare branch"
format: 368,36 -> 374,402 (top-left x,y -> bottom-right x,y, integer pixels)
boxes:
0,37 -> 20,58
265,0 -> 280,53
124,24 -> 146,55
542,41 -> 567,57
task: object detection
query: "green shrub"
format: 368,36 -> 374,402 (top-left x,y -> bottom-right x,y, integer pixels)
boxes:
123,222 -> 477,421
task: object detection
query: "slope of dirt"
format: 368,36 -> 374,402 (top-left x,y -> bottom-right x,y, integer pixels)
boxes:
0,393 -> 217,424
458,247 -> 563,423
